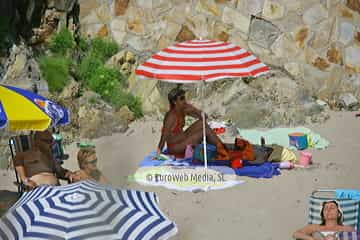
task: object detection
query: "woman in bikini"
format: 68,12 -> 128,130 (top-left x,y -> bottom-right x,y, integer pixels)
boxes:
156,87 -> 228,159
293,200 -> 355,240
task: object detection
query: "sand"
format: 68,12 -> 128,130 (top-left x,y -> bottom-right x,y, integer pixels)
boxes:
1,111 -> 359,239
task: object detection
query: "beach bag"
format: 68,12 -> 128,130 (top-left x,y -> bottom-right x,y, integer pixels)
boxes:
193,143 -> 217,162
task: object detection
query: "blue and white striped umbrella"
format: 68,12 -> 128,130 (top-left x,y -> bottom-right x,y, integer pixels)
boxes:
0,180 -> 177,240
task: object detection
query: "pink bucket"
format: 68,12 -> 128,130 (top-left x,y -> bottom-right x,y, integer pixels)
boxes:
299,151 -> 312,166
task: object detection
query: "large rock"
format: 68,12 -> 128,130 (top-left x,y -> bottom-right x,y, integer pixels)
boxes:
129,75 -> 167,114
345,45 -> 360,72
310,19 -> 332,49
270,33 -> 300,60
248,17 -> 281,49
59,78 -> 80,99
175,25 -> 196,42
292,26 -> 313,49
222,7 -> 251,34
115,105 -> 135,124
114,0 -> 129,16
284,62 -> 302,78
327,44 -> 342,64
196,0 -> 222,17
262,0 -> 285,20
236,0 -> 264,17
182,14 -> 210,39
211,21 -> 231,42
79,0 -> 100,17
110,18 -> 127,45
335,18 -> 355,45
256,76 -> 299,101
127,18 -> 146,35
302,64 -> 331,96
272,11 -> 303,33
303,4 -> 328,25
78,91 -> 128,138
126,35 -> 155,51
2,44 -> 48,94
95,3 -> 113,24
346,0 -> 360,13
338,93 -> 359,110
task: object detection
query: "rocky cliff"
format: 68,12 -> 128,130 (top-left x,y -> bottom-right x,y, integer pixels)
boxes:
80,0 -> 360,127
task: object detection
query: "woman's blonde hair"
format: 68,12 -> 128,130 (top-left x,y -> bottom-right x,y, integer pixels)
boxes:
77,147 -> 96,169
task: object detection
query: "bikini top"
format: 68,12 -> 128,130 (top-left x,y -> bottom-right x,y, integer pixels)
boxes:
170,110 -> 184,135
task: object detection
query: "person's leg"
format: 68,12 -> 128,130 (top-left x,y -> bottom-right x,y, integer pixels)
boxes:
184,120 -> 224,146
30,173 -> 60,186
168,131 -> 204,154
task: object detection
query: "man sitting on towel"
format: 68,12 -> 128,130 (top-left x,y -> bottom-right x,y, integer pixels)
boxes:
14,130 -> 76,190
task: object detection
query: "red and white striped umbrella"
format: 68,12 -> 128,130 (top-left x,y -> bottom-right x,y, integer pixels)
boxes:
135,39 -> 270,82
135,39 -> 270,168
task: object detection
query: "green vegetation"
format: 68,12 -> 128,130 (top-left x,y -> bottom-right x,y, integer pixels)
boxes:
90,37 -> 118,61
39,29 -> 142,118
49,28 -> 75,55
39,56 -> 71,93
78,53 -> 103,82
87,65 -> 124,98
112,92 -> 143,118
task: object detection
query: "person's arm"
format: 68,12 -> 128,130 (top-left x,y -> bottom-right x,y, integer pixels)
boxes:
293,225 -> 317,240
53,161 -> 74,182
14,153 -> 37,189
99,174 -> 110,184
340,225 -> 355,232
184,104 -> 206,120
156,114 -> 176,157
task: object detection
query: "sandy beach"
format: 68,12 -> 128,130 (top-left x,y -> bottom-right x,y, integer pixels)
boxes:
1,111 -> 359,239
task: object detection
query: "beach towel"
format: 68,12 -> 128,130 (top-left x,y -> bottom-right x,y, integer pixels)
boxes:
336,189 -> 360,230
237,127 -> 329,150
139,152 -> 281,179
336,190 -> 360,200
134,166 -> 244,192
234,162 -> 281,178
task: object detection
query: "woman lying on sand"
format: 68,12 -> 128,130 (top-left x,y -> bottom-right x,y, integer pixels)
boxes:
293,200 -> 355,240
156,87 -> 229,159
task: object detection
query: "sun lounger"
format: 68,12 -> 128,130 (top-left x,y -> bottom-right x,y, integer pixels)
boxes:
8,131 -> 69,196
8,134 -> 35,195
309,189 -> 360,230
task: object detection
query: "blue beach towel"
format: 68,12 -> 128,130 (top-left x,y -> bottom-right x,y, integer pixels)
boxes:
336,189 -> 360,230
234,162 -> 281,178
139,152 -> 281,178
237,127 -> 329,150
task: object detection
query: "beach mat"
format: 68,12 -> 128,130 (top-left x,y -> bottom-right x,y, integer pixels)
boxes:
134,166 -> 244,192
139,152 -> 281,179
237,127 -> 329,150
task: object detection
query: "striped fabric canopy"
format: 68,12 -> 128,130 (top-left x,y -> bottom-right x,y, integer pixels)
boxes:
135,39 -> 270,83
0,180 -> 177,240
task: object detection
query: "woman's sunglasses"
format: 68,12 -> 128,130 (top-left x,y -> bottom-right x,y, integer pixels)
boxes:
86,158 -> 98,165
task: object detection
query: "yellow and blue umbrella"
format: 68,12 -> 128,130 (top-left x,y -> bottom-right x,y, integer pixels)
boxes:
0,84 -> 70,131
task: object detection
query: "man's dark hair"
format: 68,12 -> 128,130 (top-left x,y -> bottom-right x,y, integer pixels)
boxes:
168,87 -> 185,109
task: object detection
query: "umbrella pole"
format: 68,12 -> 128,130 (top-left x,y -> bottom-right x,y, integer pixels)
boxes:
201,80 -> 208,169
